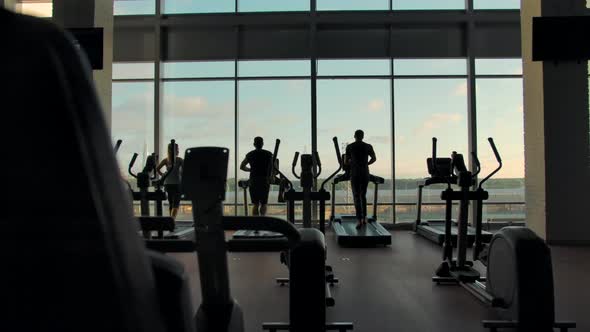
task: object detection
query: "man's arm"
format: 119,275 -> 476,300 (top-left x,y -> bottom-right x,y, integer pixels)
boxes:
344,146 -> 351,166
368,145 -> 377,165
240,157 -> 251,172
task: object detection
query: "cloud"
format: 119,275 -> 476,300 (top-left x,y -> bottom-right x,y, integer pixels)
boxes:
414,113 -> 462,135
364,98 -> 385,113
453,82 -> 468,97
367,135 -> 390,144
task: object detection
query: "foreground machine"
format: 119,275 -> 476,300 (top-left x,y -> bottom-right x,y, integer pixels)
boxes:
182,146 -> 352,332
330,148 -> 391,247
431,137 -> 575,332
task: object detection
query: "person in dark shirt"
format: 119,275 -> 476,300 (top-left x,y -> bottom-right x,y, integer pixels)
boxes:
240,136 -> 273,216
344,130 -> 377,229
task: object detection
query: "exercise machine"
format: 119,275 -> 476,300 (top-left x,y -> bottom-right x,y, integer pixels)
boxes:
414,142 -> 492,246
180,146 -> 353,332
330,149 -> 391,247
127,139 -> 193,240
431,137 -> 575,332
228,140 -> 292,252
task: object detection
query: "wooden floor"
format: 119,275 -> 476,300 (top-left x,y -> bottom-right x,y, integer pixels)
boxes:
171,231 -> 590,332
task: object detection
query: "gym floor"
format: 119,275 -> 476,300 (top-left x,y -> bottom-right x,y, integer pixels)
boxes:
171,231 -> 590,332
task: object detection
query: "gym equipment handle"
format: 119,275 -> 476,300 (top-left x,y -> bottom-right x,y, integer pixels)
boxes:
488,137 -> 502,163
128,153 -> 139,178
334,137 -> 342,166
292,152 -> 301,179
471,151 -> 481,177
313,151 -> 322,178
320,137 -> 343,191
114,139 -> 122,154
431,137 -> 438,174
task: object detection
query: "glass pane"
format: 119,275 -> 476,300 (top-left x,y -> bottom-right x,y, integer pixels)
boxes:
394,79 -> 468,222
113,62 -> 155,80
318,59 -> 390,76
317,79 -> 393,222
162,61 -> 235,79
112,82 -> 155,189
393,0 -> 464,10
474,0 -> 520,10
161,81 -> 236,203
317,0 -> 389,11
237,80 -> 311,215
476,78 -> 525,221
17,2 -> 53,17
239,0 -> 309,12
238,60 -> 310,77
114,0 -> 155,15
394,59 -> 467,76
162,0 -> 235,14
476,59 -> 523,75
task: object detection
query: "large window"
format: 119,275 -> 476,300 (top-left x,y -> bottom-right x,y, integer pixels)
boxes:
475,59 -> 524,222
474,0 -> 520,10
394,78 -> 468,222
237,80 -> 311,217
318,79 -> 393,221
112,82 -> 155,186
317,0 -> 390,11
393,0 -> 464,10
114,0 -> 155,15
161,81 -> 236,201
162,0 -> 234,14
239,0 -> 309,12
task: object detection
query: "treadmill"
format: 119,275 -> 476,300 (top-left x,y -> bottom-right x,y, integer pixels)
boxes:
330,168 -> 391,247
414,154 -> 492,246
227,178 -> 290,252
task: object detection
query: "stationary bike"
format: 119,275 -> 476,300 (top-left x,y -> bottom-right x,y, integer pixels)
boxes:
431,137 -> 575,332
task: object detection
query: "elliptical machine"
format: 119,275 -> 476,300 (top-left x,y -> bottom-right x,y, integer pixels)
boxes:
431,137 -> 575,332
182,146 -> 353,332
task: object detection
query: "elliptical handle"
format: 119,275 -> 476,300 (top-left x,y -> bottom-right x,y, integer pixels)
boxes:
292,152 -> 301,179
114,139 -> 122,154
128,153 -> 139,178
471,151 -> 481,177
488,137 -> 502,163
313,151 -> 322,178
333,137 -> 343,166
320,137 -> 343,191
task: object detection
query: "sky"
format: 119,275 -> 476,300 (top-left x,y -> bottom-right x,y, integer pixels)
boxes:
112,59 -> 525,183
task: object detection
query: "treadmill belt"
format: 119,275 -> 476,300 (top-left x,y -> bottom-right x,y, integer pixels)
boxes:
333,215 -> 391,247
416,221 -> 492,246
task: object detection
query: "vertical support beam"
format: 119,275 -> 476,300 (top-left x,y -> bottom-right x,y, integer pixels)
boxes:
154,0 -> 162,160
465,0 -> 478,225
234,26 -> 240,215
53,0 -> 113,131
521,0 -> 590,244
310,0 -> 318,221
389,25 -> 396,224
521,0 -> 545,238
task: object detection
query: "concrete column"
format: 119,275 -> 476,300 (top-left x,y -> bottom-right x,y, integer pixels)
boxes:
521,0 -> 590,244
53,0 -> 113,131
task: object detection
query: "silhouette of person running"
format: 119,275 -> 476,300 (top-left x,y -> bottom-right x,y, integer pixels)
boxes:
240,136 -> 273,216
344,130 -> 376,229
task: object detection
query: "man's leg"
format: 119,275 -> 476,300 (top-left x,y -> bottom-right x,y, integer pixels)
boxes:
252,203 -> 260,216
260,204 -> 267,216
359,179 -> 369,224
351,177 -> 363,228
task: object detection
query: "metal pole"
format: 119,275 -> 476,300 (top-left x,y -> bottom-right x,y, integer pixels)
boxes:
234,28 -> 240,216
154,0 -> 161,164
310,0 -> 318,221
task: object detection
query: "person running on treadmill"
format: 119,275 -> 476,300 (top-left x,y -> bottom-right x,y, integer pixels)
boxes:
344,130 -> 376,229
240,137 -> 273,216
156,141 -> 183,219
